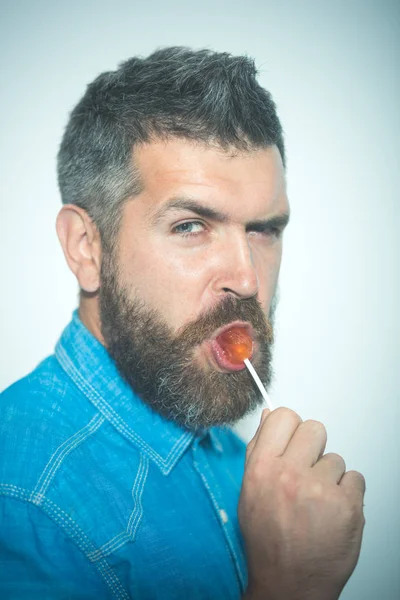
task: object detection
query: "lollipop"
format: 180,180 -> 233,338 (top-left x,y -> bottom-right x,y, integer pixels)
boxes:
216,327 -> 253,364
216,326 -> 274,410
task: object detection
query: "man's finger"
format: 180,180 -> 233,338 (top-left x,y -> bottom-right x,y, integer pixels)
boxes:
249,407 -> 303,460
284,420 -> 327,467
340,470 -> 366,499
312,452 -> 346,483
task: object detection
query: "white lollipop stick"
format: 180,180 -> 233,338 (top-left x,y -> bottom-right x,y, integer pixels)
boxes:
244,358 -> 275,411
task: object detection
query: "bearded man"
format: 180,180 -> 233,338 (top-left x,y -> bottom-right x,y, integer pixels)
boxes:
0,47 -> 365,600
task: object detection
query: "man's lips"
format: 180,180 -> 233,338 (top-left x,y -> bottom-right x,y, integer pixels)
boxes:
202,321 -> 254,372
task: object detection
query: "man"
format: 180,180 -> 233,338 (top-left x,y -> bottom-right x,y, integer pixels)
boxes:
0,47 -> 365,599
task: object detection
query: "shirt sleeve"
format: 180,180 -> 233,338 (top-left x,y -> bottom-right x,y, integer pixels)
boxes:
0,496 -> 112,600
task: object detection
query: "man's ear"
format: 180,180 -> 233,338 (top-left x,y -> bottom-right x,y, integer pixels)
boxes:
56,205 -> 102,293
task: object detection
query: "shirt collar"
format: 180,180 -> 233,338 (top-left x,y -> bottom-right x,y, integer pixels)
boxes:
55,310 -> 217,474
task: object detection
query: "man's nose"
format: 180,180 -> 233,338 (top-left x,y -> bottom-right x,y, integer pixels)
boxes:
211,233 -> 259,300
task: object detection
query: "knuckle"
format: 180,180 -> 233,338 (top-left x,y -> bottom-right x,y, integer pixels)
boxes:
304,419 -> 327,444
274,406 -> 302,427
357,470 -> 366,486
341,479 -> 366,519
348,469 -> 366,493
326,452 -> 346,471
279,467 -> 300,500
305,419 -> 326,436
309,479 -> 324,499
247,456 -> 266,483
357,472 -> 367,494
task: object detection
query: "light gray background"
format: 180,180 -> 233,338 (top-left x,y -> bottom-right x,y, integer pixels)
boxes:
1,1 -> 399,598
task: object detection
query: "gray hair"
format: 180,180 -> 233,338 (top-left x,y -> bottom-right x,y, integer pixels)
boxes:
57,46 -> 285,250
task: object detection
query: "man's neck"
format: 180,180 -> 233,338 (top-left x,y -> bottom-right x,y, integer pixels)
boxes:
78,292 -> 105,346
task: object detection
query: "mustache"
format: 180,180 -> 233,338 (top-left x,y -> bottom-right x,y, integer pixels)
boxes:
175,295 -> 273,347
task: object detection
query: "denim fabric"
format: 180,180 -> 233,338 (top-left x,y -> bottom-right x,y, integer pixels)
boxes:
0,311 -> 247,599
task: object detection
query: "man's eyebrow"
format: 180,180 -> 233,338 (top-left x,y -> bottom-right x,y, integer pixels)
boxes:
152,198 -> 228,224
151,196 -> 290,229
246,212 -> 290,231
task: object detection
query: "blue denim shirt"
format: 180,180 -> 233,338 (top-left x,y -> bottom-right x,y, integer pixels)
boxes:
0,311 -> 248,599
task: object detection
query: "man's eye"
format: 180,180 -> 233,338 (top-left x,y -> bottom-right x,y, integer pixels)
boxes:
173,221 -> 205,236
248,226 -> 282,239
266,227 -> 282,238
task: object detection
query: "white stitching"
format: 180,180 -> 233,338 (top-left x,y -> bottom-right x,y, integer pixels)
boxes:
56,344 -> 192,474
31,413 -> 105,503
127,455 -> 148,538
87,455 -> 149,562
0,484 -> 129,600
59,343 -> 193,471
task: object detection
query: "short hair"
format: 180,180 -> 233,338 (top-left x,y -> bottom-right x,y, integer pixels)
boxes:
57,46 -> 285,250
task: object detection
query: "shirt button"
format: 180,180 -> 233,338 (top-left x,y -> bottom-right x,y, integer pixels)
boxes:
219,509 -> 229,524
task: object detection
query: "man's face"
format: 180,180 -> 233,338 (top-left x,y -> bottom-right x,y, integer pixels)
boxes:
99,138 -> 289,429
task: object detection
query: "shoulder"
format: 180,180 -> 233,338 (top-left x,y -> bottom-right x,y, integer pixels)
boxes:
1,354 -> 70,406
0,355 -> 98,490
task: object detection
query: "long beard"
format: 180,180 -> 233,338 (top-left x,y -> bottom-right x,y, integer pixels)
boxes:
99,256 -> 276,431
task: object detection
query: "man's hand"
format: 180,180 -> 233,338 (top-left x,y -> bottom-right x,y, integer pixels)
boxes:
239,408 -> 366,600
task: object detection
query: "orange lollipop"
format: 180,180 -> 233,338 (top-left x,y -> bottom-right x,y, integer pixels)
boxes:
216,327 -> 253,364
217,327 -> 275,411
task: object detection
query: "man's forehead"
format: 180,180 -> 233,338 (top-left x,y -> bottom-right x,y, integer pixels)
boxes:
130,138 -> 288,217
133,137 -> 284,175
